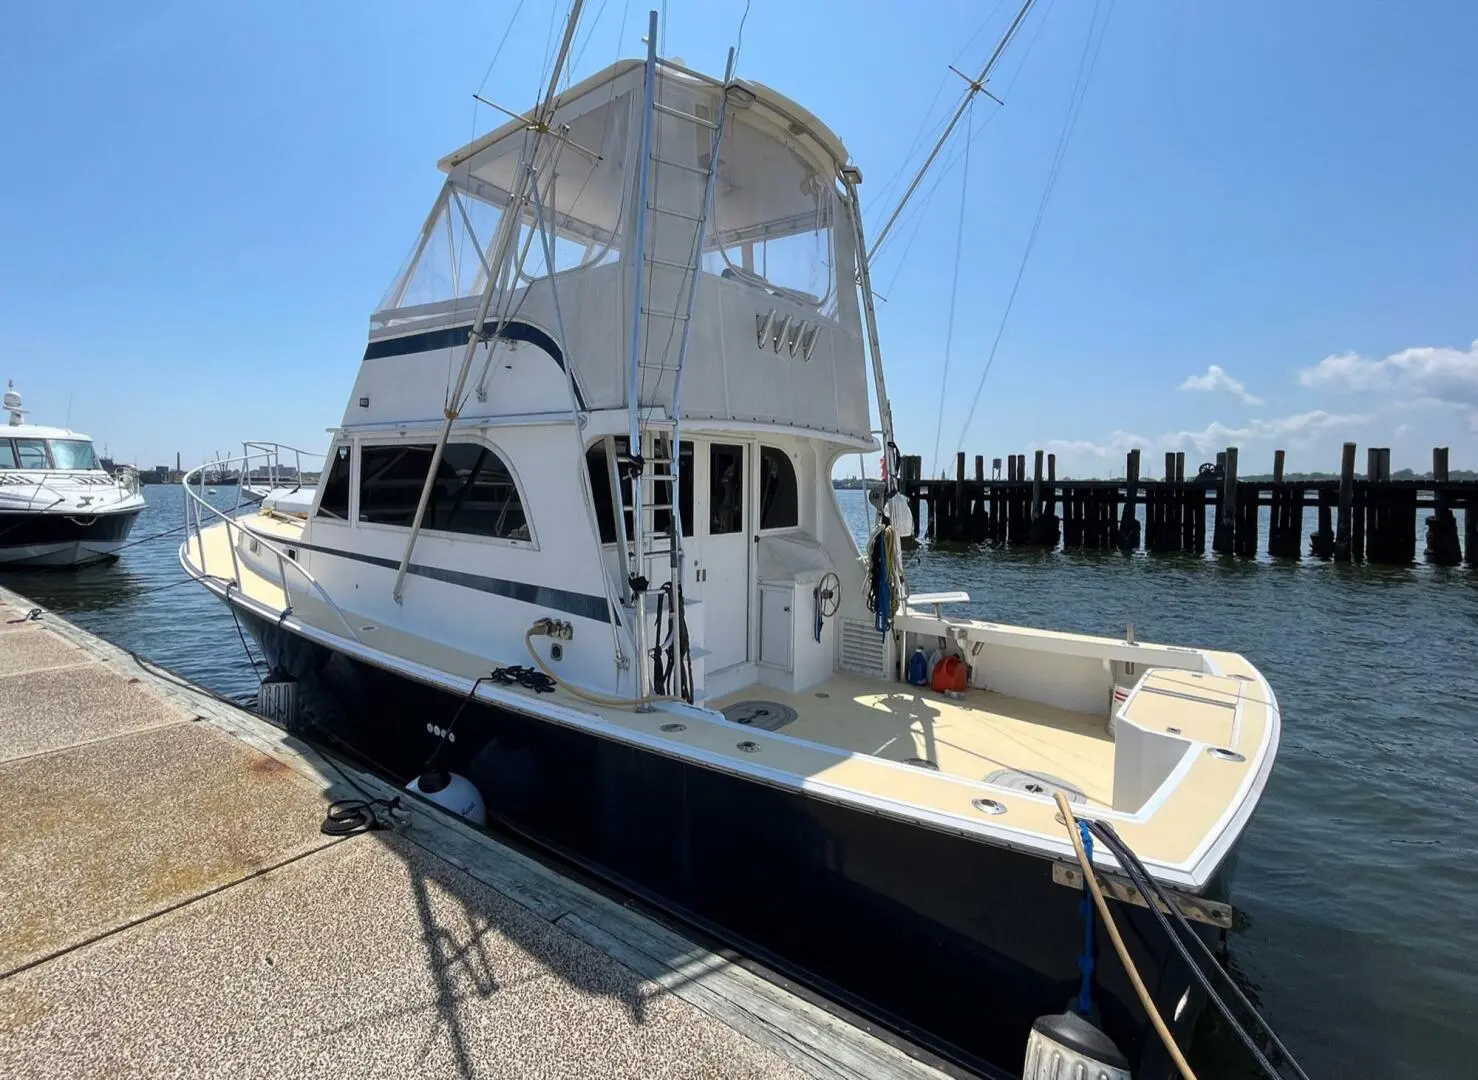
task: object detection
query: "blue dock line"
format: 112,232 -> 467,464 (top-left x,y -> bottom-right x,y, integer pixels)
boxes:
1076,820 -> 1095,1016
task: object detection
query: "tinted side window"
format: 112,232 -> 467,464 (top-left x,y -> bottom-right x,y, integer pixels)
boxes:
758,446 -> 798,530
359,442 -> 529,541
431,443 -> 529,540
360,444 -> 435,527
709,443 -> 745,535
0,440 -> 16,469
585,439 -> 693,543
316,445 -> 351,520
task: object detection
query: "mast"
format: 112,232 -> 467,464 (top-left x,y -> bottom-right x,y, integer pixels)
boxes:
390,0 -> 587,604
867,0 -> 1038,262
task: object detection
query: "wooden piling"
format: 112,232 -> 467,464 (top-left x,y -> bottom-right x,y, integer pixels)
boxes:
1214,447 -> 1239,555
1268,449 -> 1300,558
1118,449 -> 1140,552
1031,450 -> 1044,521
1335,442 -> 1356,561
951,451 -> 966,542
1426,447 -> 1461,565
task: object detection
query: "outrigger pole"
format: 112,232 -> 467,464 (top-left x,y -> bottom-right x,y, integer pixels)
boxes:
391,0 -> 586,604
866,0 -> 1038,263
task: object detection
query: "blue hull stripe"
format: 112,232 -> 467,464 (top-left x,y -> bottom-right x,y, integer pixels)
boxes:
290,538 -> 613,624
362,320 -> 586,410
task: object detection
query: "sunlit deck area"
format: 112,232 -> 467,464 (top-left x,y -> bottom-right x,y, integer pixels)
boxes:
717,674 -> 1116,808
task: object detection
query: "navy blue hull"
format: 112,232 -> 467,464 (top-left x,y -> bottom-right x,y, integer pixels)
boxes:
244,612 -> 1223,1078
0,506 -> 142,567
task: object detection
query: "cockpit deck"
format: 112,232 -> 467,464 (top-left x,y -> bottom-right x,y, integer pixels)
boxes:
715,674 -> 1115,808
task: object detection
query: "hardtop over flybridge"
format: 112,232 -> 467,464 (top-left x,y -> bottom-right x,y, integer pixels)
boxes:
181,6 -> 1280,1075
1,380 -> 144,568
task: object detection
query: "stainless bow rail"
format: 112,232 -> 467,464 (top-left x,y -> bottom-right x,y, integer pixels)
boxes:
181,442 -> 363,645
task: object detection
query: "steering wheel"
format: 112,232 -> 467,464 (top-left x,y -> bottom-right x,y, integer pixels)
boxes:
814,572 -> 841,618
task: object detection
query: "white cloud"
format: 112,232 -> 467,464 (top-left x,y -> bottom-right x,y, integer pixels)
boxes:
1178,364 -> 1264,405
1298,340 -> 1478,409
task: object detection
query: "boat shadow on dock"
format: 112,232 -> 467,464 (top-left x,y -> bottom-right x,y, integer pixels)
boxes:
0,585 -> 954,1080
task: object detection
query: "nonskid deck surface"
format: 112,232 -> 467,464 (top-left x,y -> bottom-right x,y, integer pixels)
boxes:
716,674 -> 1115,807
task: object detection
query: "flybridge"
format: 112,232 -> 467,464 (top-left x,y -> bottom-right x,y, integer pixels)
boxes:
353,55 -> 874,446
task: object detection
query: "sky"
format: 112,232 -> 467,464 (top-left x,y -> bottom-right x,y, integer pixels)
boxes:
1,0 -> 1474,477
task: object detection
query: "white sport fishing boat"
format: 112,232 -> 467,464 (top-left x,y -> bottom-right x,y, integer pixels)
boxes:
182,7 -> 1280,1075
1,381 -> 144,568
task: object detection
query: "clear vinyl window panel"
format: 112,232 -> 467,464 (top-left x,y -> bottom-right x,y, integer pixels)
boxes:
702,109 -> 838,315
375,88 -> 634,325
359,442 -> 529,541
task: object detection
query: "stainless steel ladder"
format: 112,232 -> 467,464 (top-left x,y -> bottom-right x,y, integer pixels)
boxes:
621,17 -> 736,700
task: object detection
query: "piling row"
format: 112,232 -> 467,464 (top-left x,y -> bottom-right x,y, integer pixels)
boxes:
898,443 -> 1478,566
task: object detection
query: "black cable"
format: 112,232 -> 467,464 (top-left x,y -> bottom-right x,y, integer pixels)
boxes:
223,583 -> 265,671
422,674 -> 494,773
1087,820 -> 1310,1080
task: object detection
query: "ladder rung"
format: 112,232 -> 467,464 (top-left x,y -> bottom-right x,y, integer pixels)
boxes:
645,255 -> 700,272
643,503 -> 674,511
646,202 -> 704,223
653,102 -> 718,129
641,307 -> 689,321
651,154 -> 710,175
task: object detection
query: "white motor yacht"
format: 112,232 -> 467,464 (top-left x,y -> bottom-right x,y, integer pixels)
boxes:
181,11 -> 1280,1075
1,381 -> 145,568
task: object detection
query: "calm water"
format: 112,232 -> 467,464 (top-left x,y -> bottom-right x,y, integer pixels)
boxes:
7,484 -> 1475,1077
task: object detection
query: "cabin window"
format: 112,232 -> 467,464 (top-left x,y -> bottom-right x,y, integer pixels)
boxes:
587,439 -> 693,543
316,445 -> 351,521
709,444 -> 745,535
758,446 -> 798,530
0,441 -> 16,469
13,439 -> 50,470
359,441 -> 529,541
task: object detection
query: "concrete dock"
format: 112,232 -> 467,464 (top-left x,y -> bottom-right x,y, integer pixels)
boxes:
0,584 -> 957,1080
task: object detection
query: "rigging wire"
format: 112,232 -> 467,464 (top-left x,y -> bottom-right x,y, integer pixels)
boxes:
930,99 -> 974,479
570,0 -> 612,75
877,99 -> 1004,300
871,0 -> 1058,283
476,0 -> 529,94
615,0 -> 632,51
953,0 -> 1116,454
866,0 -> 1009,225
869,0 -> 1058,280
733,0 -> 753,73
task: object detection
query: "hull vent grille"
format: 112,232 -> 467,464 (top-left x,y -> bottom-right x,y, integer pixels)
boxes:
838,618 -> 888,678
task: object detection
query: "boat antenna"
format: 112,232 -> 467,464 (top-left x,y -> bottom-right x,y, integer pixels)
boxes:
866,0 -> 1038,263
